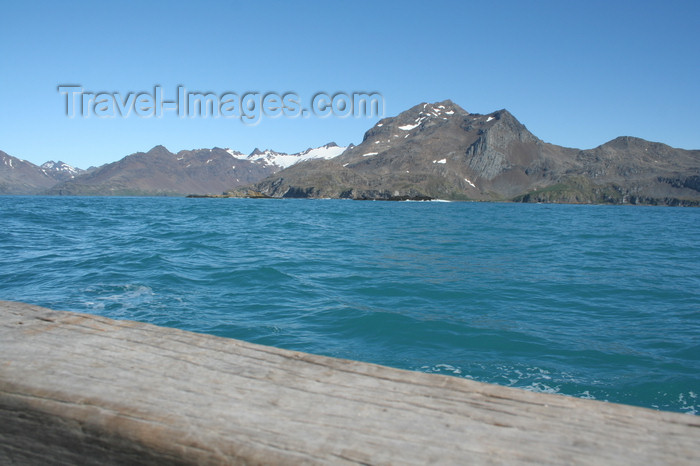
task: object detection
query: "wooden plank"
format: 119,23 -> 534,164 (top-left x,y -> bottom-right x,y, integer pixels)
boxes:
0,300 -> 698,465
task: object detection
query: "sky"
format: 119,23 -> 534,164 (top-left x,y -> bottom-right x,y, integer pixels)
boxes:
1,0 -> 699,169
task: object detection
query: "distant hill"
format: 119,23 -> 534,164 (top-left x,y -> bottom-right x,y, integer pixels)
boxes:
0,151 -> 84,194
44,143 -> 346,196
228,101 -> 700,205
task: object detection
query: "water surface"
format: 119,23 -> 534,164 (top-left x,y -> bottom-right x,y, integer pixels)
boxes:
1,196 -> 698,414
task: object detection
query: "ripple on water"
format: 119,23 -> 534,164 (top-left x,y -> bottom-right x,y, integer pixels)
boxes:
0,197 -> 698,414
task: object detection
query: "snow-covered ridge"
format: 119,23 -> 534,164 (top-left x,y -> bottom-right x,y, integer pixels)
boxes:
226,143 -> 346,169
40,161 -> 82,178
41,161 -> 81,174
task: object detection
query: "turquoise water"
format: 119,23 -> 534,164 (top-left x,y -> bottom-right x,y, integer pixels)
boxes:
1,196 -> 698,414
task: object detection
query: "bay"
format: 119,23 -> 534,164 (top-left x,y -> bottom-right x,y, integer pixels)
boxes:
1,196 -> 698,414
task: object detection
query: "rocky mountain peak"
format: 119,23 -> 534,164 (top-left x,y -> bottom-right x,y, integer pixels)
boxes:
146,145 -> 172,156
403,100 -> 467,123
602,136 -> 657,150
39,160 -> 83,180
298,142 -> 339,156
361,100 -> 468,144
41,160 -> 76,170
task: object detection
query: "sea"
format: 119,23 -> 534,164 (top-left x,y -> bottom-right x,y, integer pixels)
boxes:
1,196 -> 698,414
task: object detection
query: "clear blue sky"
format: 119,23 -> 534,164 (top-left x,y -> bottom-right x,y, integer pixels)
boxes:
1,0 -> 698,168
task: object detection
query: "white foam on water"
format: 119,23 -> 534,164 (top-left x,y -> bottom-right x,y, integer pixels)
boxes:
84,300 -> 105,311
420,364 -> 463,375
678,392 -> 698,415
522,382 -> 561,394
84,284 -> 155,312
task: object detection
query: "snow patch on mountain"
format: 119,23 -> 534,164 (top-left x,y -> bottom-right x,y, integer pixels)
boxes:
41,161 -> 82,178
226,143 -> 346,169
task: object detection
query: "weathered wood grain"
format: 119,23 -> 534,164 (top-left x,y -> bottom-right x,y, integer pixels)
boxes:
0,300 -> 698,464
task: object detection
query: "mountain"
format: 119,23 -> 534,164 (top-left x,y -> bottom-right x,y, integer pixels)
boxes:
40,161 -> 86,181
228,101 -> 700,205
47,143 -> 347,196
4,100 -> 699,203
513,136 -> 700,205
0,151 -> 84,194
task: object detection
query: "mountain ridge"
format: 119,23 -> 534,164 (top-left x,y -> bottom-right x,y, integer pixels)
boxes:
45,142 -> 347,196
0,142 -> 348,196
226,101 -> 700,205
2,100 -> 699,204
0,150 -> 85,195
